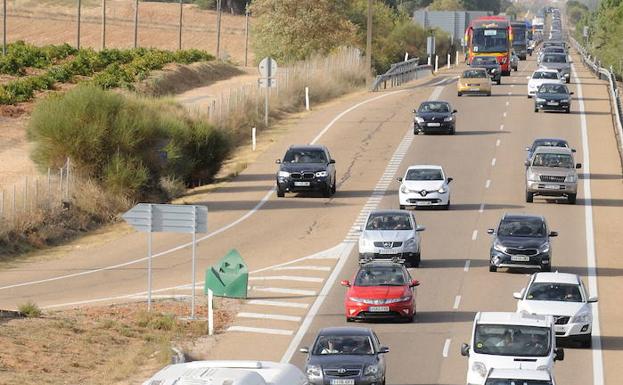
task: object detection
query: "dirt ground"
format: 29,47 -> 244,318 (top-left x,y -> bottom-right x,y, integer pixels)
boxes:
0,298 -> 239,385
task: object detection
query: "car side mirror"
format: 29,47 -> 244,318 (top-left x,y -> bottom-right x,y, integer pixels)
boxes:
453,109 -> 458,114
299,347 -> 309,354
397,177 -> 403,182
410,279 -> 420,287
413,109 -> 417,114
576,163 -> 582,169
571,148 -> 577,152
447,177 -> 453,183
526,76 -> 531,80
275,159 -> 281,164
554,347 -> 565,361
329,159 -> 336,164
549,231 -> 558,237
524,160 -> 531,167
513,291 -> 523,300
588,296 -> 598,303
525,147 -> 530,151
570,91 -> 575,95
340,280 -> 351,287
379,346 -> 390,354
487,229 -> 495,235
416,225 -> 426,232
460,343 -> 470,357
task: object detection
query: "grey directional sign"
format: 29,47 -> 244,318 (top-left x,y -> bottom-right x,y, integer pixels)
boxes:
122,203 -> 207,234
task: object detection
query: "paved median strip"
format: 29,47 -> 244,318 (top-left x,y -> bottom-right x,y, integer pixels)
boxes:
227,326 -> 293,336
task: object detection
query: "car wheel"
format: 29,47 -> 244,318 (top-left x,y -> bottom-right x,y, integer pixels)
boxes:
528,95 -> 532,99
568,193 -> 577,204
497,79 -> 501,85
487,92 -> 491,96
322,185 -> 331,198
489,264 -> 497,272
566,78 -> 570,84
331,179 -> 337,195
578,334 -> 592,348
346,317 -> 354,323
542,264 -> 552,272
399,204 -> 406,210
276,188 -> 285,198
450,127 -> 456,135
534,107 -> 539,113
566,108 -> 571,114
457,92 -> 462,97
443,199 -> 450,210
514,67 -> 518,72
526,191 -> 534,203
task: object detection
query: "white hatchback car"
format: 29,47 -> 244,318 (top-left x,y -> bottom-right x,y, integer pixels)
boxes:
398,165 -> 452,210
514,272 -> 597,348
527,69 -> 562,98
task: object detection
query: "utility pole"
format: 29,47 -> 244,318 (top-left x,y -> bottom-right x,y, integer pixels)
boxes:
244,8 -> 250,67
216,0 -> 222,59
178,0 -> 183,50
366,0 -> 373,78
101,0 -> 106,50
3,0 -> 6,56
76,0 -> 81,49
133,0 -> 139,48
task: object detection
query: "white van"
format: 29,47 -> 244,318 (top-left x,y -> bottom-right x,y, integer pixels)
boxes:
141,360 -> 308,385
460,312 -> 564,385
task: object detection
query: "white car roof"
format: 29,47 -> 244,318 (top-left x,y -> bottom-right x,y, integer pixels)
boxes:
141,361 -> 307,385
532,272 -> 580,285
476,311 -> 552,327
488,368 -> 552,381
406,165 -> 443,170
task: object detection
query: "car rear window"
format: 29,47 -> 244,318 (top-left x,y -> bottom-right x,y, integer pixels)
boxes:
463,70 -> 487,78
542,54 -> 566,63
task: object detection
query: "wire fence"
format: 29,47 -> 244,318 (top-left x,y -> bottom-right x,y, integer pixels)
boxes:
0,159 -> 72,222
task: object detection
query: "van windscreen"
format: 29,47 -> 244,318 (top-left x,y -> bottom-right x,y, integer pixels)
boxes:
474,324 -> 551,357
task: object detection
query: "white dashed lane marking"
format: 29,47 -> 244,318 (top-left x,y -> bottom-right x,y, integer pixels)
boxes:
478,203 -> 485,213
485,179 -> 491,189
500,124 -> 504,131
464,260 -> 471,272
472,230 -> 478,241
453,295 -> 461,309
442,339 -> 451,358
491,158 -> 496,166
496,139 -> 501,146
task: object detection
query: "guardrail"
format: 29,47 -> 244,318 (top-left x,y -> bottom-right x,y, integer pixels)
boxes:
570,37 -> 623,168
371,58 -> 433,92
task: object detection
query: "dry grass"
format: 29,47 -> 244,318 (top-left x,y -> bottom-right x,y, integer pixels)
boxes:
0,298 -> 239,385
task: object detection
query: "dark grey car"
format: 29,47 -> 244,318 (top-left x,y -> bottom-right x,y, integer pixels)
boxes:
471,56 -> 502,84
534,83 -> 573,113
276,145 -> 336,198
301,327 -> 389,385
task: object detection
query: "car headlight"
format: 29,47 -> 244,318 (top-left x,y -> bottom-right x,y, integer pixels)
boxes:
306,365 -> 323,379
472,362 -> 487,378
415,116 -> 424,123
565,174 -> 577,182
405,237 -> 416,246
493,240 -> 508,253
538,243 -> 550,253
443,116 -> 454,122
400,184 -> 410,194
437,186 -> 447,194
364,364 -> 379,376
278,171 -> 290,178
571,311 -> 592,323
315,171 -> 328,177
348,297 -> 364,303
527,171 -> 539,182
536,98 -> 546,102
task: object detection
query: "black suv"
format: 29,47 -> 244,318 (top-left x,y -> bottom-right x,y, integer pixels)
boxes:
275,145 -> 336,198
300,326 -> 388,385
413,101 -> 457,135
471,56 -> 502,84
488,214 -> 558,272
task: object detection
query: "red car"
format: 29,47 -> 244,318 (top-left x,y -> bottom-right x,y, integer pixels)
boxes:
341,261 -> 419,322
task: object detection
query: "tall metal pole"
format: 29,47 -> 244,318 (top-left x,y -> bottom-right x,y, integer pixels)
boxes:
190,206 -> 197,319
366,0 -> 373,78
244,9 -> 249,67
216,0 -> 222,59
76,0 -> 81,49
133,0 -> 139,48
147,204 -> 153,312
178,0 -> 183,50
3,0 -> 6,56
101,0 -> 106,50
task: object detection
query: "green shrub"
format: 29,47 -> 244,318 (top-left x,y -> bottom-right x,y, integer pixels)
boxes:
0,41 -> 77,76
18,301 -> 42,318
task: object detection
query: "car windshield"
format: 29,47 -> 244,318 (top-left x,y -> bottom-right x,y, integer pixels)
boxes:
473,28 -> 509,53
463,70 -> 487,78
485,380 -> 552,385
472,57 -> 498,65
497,218 -> 546,237
418,102 -> 450,113
532,152 -> 573,168
283,149 -> 326,163
544,48 -> 565,54
366,213 -> 413,231
474,324 -> 551,357
354,265 -> 408,286
526,282 -> 583,302
313,335 -> 374,355
532,72 -> 558,80
537,84 -> 567,94
542,54 -> 566,63
531,139 -> 568,151
406,168 -> 443,181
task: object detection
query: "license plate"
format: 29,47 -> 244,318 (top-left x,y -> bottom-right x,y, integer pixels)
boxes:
294,181 -> 310,187
511,255 -> 530,262
555,325 -> 567,333
470,87 -> 480,91
543,184 -> 560,189
416,201 -> 431,205
378,249 -> 395,254
331,380 -> 355,385
369,306 -> 390,312
547,102 -> 559,106
428,122 -> 441,127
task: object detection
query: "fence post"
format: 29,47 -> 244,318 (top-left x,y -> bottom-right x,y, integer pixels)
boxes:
47,168 -> 51,208
0,190 -> 3,218
2,0 -> 6,56
76,0 -> 81,49
305,86 -> 310,111
244,8 -> 249,67
216,0 -> 222,59
59,167 -> 63,205
178,0 -> 183,50
101,0 -> 106,50
133,0 -> 139,48
66,158 -> 71,200
12,184 -> 15,218
252,127 -> 256,151
23,176 -> 27,211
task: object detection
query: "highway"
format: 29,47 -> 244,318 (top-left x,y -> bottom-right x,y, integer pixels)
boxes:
1,49 -> 621,384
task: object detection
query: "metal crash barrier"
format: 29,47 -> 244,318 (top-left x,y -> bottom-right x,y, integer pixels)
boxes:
371,58 -> 433,92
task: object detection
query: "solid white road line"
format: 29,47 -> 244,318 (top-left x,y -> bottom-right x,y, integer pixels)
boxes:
250,286 -> 317,296
272,266 -> 331,272
485,180 -> 491,189
247,299 -> 309,309
472,230 -> 478,241
453,295 -> 461,310
248,275 -> 324,283
464,260 -> 470,272
228,326 -> 293,336
572,62 -> 605,385
491,158 -> 497,166
442,339 -> 451,358
237,312 -> 302,322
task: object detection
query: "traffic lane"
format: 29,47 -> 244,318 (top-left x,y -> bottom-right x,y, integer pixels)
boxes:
0,83 -> 435,309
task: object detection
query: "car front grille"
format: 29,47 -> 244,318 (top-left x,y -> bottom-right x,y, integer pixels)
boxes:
324,368 -> 361,377
554,316 -> 570,325
540,175 -> 566,183
373,241 -> 403,248
290,172 -> 315,180
506,248 -> 539,256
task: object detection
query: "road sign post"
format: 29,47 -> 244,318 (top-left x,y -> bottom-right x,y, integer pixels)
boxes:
258,57 -> 278,127
122,203 -> 208,317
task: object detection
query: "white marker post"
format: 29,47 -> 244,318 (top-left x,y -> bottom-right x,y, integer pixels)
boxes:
305,87 -> 310,111
435,55 -> 439,72
447,53 -> 451,69
208,288 -> 214,335
404,52 -> 409,61
427,56 -> 431,65
456,51 -> 460,66
252,127 -> 257,151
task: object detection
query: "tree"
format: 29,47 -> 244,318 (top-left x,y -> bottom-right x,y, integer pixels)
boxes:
428,0 -> 464,11
249,0 -> 357,63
